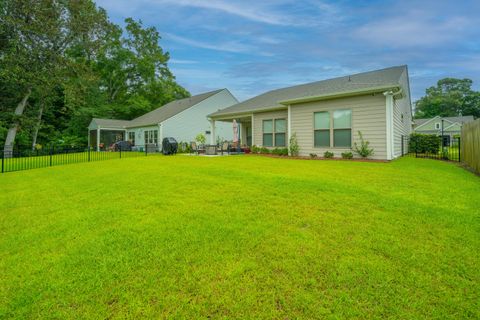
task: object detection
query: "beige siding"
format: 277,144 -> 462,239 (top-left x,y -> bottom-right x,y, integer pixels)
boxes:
252,109 -> 288,147
290,94 -> 388,159
393,69 -> 412,157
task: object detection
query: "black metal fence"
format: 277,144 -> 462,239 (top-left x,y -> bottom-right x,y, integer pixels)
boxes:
401,135 -> 461,162
1,145 -> 158,173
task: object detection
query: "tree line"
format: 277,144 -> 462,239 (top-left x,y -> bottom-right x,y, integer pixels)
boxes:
414,78 -> 480,119
0,0 -> 189,151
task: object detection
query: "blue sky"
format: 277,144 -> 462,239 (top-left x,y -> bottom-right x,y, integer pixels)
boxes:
97,0 -> 480,102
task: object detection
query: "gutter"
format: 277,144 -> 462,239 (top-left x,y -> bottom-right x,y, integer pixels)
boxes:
278,85 -> 401,105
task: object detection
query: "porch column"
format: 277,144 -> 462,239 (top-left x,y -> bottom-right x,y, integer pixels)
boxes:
209,119 -> 215,144
96,128 -> 100,151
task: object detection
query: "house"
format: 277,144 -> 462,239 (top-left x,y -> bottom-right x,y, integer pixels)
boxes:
88,89 -> 238,150
413,116 -> 474,140
208,66 -> 412,160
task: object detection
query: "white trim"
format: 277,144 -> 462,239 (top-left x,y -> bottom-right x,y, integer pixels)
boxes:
209,119 -> 215,144
443,122 -> 462,131
414,116 -> 455,131
158,123 -> 163,150
287,105 -> 292,151
251,114 -> 255,146
384,91 -> 394,160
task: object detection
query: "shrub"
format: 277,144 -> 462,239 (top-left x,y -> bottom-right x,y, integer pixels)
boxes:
272,148 -> 288,156
289,133 -> 299,156
177,142 -> 191,153
251,145 -> 260,154
323,151 -> 334,158
260,147 -> 270,154
409,133 -> 441,154
353,131 -> 374,158
341,151 -> 353,159
195,133 -> 206,145
309,153 -> 317,158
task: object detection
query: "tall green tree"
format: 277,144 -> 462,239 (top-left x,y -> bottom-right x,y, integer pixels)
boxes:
0,0 -> 189,149
414,78 -> 480,119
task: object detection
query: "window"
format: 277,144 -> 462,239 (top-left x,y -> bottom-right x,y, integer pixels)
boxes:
128,132 -> 135,145
314,109 -> 352,148
333,109 -> 352,147
144,130 -> 158,145
314,112 -> 330,147
263,120 -> 273,147
274,119 -> 286,146
435,122 -> 441,129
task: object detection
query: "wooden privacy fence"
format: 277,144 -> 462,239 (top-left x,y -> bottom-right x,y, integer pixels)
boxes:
461,119 -> 480,174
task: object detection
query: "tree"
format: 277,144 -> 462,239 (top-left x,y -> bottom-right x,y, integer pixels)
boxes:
414,78 -> 480,119
0,1 -> 189,149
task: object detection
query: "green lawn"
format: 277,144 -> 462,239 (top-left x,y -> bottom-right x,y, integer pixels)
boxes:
1,156 -> 479,319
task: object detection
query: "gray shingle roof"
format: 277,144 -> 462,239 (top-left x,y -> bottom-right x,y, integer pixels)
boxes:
128,89 -> 224,127
209,65 -> 407,118
90,89 -> 224,129
91,118 -> 133,128
414,115 -> 475,127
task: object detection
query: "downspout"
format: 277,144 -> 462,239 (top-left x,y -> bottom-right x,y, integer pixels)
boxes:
383,88 -> 402,160
287,105 -> 292,154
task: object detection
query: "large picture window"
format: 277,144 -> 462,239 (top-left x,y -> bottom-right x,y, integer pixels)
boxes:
314,109 -> 352,148
274,119 -> 286,147
314,112 -> 330,147
333,110 -> 351,147
263,120 -> 273,147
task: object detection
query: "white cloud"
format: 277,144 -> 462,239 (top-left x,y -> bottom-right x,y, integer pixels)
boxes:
354,12 -> 473,47
164,33 -> 254,53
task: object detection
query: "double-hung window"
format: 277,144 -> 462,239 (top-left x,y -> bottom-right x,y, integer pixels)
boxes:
314,109 -> 352,148
314,112 -> 330,147
333,110 -> 352,147
263,120 -> 273,147
274,119 -> 286,146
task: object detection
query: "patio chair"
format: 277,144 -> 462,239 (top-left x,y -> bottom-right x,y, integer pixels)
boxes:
190,141 -> 198,155
219,141 -> 230,155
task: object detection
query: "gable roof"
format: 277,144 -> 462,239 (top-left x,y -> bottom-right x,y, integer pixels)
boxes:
128,89 -> 224,128
89,89 -> 225,129
414,115 -> 474,129
209,65 -> 407,118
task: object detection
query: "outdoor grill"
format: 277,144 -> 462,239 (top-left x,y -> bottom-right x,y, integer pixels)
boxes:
162,137 -> 178,155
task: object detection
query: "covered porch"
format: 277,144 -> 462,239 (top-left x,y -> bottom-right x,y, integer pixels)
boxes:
87,118 -> 131,151
209,114 -> 253,147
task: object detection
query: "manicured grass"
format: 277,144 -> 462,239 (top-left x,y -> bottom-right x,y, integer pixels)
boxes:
1,156 -> 479,318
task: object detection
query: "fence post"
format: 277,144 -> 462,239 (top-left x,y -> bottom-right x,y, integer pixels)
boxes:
88,146 -> 91,162
458,137 -> 461,162
1,151 -> 4,173
401,135 -> 404,156
50,145 -> 53,166
145,145 -> 147,157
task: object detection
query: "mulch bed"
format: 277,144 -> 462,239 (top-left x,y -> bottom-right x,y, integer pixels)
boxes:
246,153 -> 390,163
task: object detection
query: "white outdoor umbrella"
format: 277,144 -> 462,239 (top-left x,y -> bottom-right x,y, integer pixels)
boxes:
233,119 -> 239,143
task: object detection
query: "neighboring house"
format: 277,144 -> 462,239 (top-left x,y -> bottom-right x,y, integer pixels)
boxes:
208,66 -> 412,160
413,116 -> 474,139
88,89 -> 238,150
